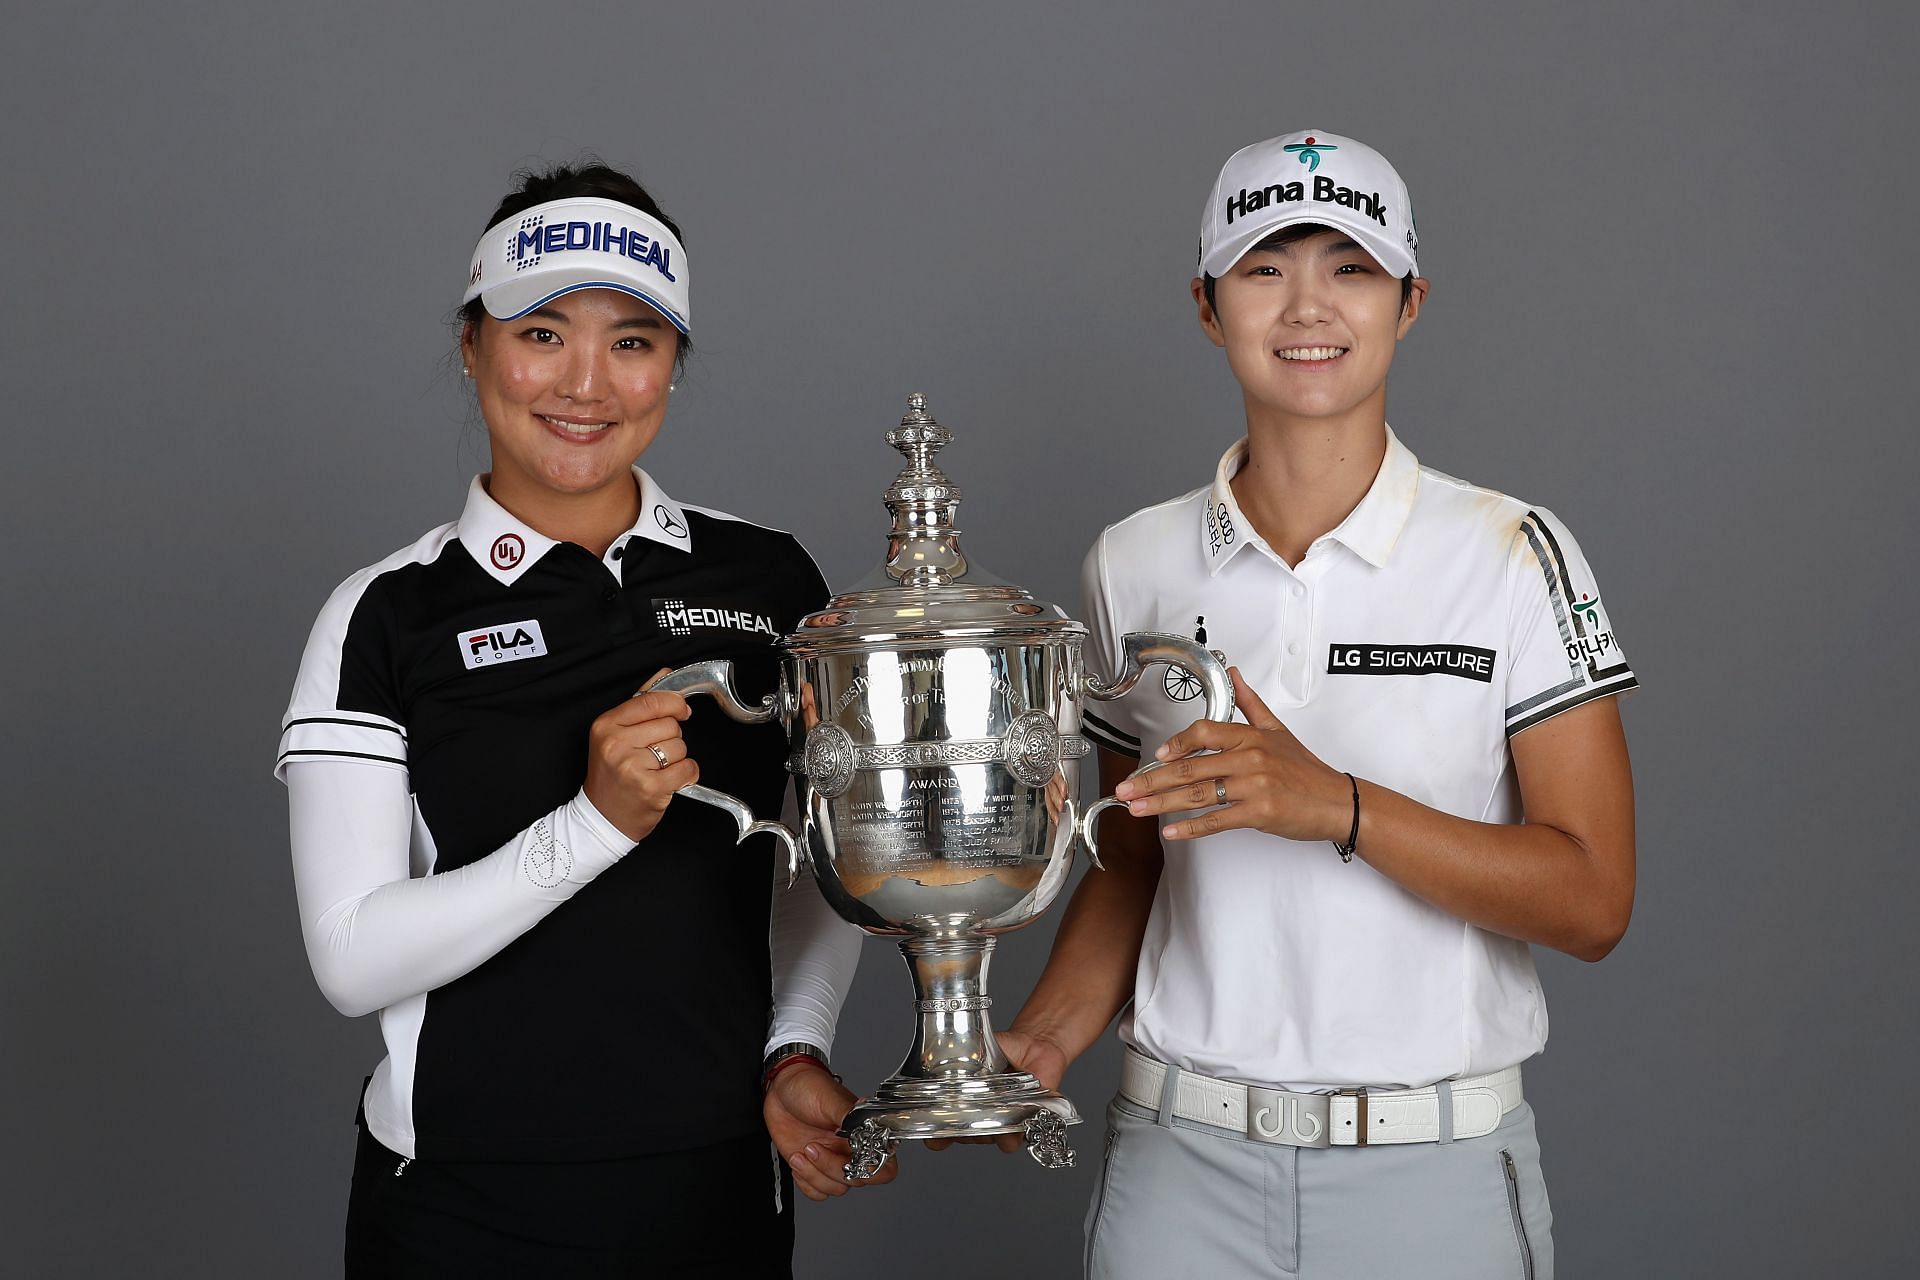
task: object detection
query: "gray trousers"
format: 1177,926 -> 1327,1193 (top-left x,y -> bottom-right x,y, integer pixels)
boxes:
1083,1087 -> 1553,1279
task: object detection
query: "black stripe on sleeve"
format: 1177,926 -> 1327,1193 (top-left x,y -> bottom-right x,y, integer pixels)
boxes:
1505,676 -> 1585,721
283,716 -> 406,738
1505,676 -> 1639,737
1520,516 -> 1582,681
1083,723 -> 1139,758
276,748 -> 409,768
1526,511 -> 1628,684
1083,711 -> 1140,750
1527,511 -> 1582,629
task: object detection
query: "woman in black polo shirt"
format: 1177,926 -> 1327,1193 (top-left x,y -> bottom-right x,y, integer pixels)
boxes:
278,162 -> 880,1275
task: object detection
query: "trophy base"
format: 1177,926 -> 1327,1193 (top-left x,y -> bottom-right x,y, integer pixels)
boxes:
838,1070 -> 1081,1180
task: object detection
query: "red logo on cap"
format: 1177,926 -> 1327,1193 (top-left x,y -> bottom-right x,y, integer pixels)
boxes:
491,534 -> 525,571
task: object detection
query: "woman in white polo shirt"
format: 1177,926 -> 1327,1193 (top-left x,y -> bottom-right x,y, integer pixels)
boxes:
998,131 -> 1635,1278
278,161 -> 878,1275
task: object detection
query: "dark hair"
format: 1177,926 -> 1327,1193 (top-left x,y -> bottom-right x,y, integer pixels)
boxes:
459,158 -> 690,375
1201,223 -> 1415,316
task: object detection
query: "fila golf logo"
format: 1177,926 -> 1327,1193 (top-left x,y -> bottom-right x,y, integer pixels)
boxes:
1164,617 -> 1208,701
653,599 -> 777,639
654,504 -> 687,539
1328,644 -> 1496,682
506,211 -> 677,282
490,533 -> 524,571
1225,175 -> 1388,227
1567,591 -> 1619,667
461,619 -> 550,670
1283,136 -> 1338,172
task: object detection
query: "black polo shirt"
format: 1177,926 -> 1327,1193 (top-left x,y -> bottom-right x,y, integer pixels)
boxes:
279,469 -> 826,1160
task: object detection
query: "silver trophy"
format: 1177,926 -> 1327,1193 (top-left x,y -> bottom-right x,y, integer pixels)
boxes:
647,394 -> 1230,1180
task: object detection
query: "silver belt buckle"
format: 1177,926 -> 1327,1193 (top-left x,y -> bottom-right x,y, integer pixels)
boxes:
1246,1086 -> 1330,1148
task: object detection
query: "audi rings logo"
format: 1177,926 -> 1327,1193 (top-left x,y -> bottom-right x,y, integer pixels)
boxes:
654,505 -> 687,539
490,533 -> 524,571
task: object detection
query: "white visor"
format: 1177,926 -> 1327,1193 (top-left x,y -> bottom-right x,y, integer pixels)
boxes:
461,196 -> 690,335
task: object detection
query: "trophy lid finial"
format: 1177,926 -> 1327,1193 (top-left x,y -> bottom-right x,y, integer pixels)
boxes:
880,393 -> 965,587
804,393 -> 1069,623
887,392 -> 952,457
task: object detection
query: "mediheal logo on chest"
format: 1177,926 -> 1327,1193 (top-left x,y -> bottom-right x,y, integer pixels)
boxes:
652,598 -> 777,639
460,619 -> 549,670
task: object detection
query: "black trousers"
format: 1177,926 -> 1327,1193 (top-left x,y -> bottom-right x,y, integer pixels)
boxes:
345,1124 -> 794,1277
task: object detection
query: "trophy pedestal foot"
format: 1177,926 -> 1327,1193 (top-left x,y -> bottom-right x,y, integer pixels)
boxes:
844,1119 -> 898,1183
836,1069 -> 1081,1179
1022,1108 -> 1075,1169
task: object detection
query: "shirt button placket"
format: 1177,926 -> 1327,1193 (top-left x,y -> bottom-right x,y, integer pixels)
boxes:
1267,576 -> 1298,700
600,579 -> 633,636
1284,578 -> 1311,698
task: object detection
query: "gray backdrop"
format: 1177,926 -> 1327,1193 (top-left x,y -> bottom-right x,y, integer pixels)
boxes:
3,2 -> 1913,1275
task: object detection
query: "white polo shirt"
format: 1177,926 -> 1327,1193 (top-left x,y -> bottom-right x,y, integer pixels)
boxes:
1079,427 -> 1635,1092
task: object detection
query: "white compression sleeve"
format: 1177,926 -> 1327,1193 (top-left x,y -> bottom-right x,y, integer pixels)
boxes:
765,831 -> 863,1058
286,760 -> 634,1018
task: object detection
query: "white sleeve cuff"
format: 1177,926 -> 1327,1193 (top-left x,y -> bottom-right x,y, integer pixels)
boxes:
766,862 -> 862,1058
563,789 -> 637,876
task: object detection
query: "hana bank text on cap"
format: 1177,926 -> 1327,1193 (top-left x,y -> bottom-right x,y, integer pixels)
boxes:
462,196 -> 691,335
1198,130 -> 1418,281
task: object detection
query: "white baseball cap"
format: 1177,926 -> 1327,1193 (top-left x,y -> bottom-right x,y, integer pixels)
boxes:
462,196 -> 691,335
1198,130 -> 1418,280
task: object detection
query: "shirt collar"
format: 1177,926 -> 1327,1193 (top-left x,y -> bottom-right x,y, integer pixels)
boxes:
457,466 -> 693,585
1200,426 -> 1421,574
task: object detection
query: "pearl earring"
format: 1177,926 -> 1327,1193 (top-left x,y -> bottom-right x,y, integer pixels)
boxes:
462,366 -> 471,377
668,382 -> 677,392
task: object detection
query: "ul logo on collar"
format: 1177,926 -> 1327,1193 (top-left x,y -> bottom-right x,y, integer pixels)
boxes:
654,505 -> 687,539
490,533 -> 525,571
1163,617 -> 1207,702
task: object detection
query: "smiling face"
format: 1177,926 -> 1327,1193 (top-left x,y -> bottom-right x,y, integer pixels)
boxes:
1193,227 -> 1426,433
460,288 -> 679,522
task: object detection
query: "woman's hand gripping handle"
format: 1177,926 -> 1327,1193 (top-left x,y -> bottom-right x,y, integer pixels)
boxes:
1073,632 -> 1233,866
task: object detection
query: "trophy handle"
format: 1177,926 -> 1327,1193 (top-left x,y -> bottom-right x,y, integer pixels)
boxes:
640,662 -> 804,885
1075,632 -> 1233,868
643,658 -> 784,723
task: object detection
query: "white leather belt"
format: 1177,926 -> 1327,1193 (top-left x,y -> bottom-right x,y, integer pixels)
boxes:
1118,1049 -> 1523,1149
